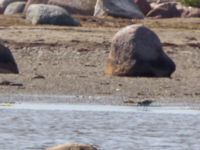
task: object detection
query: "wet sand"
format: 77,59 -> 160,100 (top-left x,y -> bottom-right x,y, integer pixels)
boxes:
0,15 -> 200,105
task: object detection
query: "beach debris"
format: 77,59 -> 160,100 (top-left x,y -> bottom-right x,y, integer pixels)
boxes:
77,48 -> 91,52
116,88 -> 120,91
0,102 -> 15,107
32,74 -> 45,79
0,80 -> 23,86
47,143 -> 97,150
85,64 -> 96,67
123,99 -> 136,104
100,82 -> 110,85
105,24 -> 176,77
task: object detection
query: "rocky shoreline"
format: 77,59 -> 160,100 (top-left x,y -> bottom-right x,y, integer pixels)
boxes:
0,15 -> 199,105
0,1 -> 200,150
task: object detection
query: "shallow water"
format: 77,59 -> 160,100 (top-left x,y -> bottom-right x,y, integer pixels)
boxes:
0,103 -> 200,150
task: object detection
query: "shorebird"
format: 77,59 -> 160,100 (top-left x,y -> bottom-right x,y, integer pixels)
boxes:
137,100 -> 153,107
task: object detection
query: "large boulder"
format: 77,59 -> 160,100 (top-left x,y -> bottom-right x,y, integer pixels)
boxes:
134,0 -> 151,15
0,0 -> 25,14
48,0 -> 96,15
94,0 -> 144,19
147,2 -> 181,18
4,1 -> 26,15
24,0 -> 48,12
26,4 -> 80,26
47,143 -> 97,150
105,24 -> 176,77
0,43 -> 19,74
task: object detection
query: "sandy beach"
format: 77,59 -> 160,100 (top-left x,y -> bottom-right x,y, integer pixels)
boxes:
0,15 -> 200,105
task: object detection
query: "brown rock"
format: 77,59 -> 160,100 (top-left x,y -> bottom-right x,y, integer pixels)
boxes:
0,43 -> 19,74
48,0 -> 96,15
47,143 -> 97,150
105,24 -> 176,77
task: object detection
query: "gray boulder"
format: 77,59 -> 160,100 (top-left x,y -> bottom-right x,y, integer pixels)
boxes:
105,24 -> 176,77
24,0 -> 49,12
94,0 -> 144,19
48,0 -> 96,15
26,4 -> 80,26
0,0 -> 25,14
0,43 -> 19,74
4,1 -> 26,15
